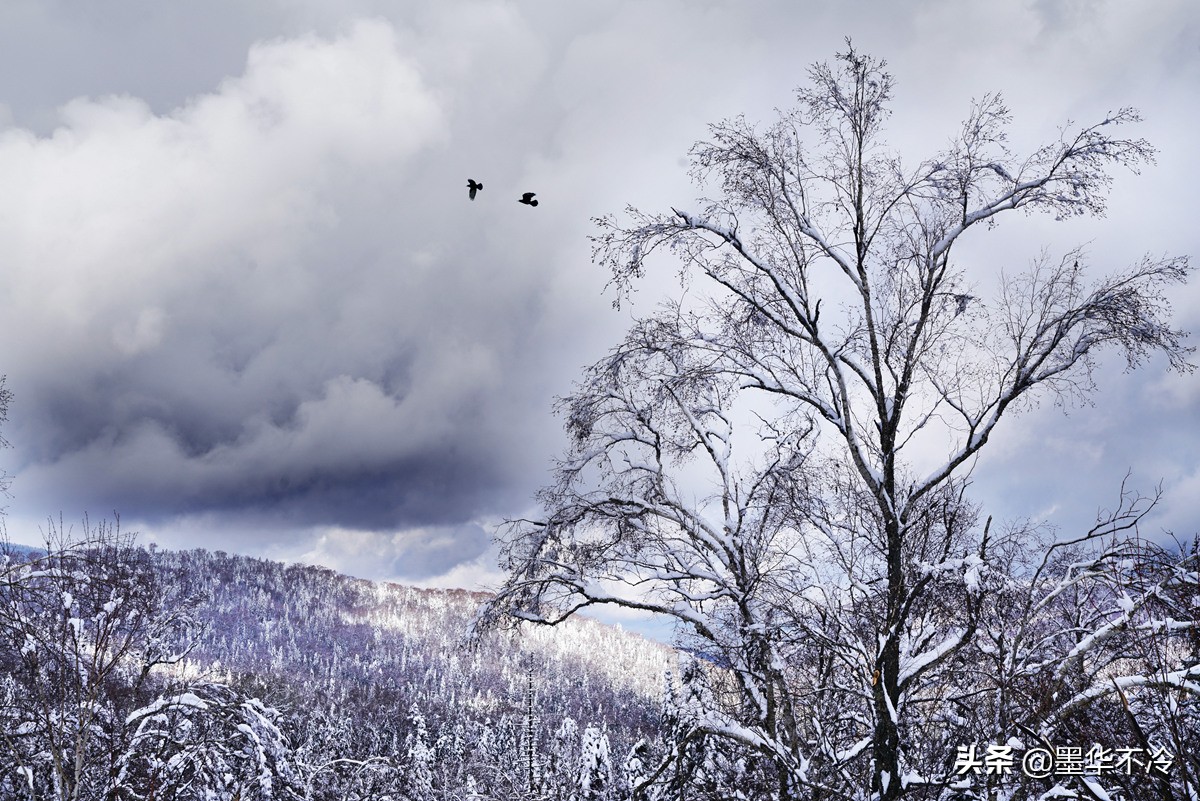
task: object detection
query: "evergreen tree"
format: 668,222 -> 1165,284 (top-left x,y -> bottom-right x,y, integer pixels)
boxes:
579,725 -> 612,801
625,738 -> 656,801
405,702 -> 436,801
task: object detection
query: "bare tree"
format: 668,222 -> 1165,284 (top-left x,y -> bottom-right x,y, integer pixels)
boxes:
0,518 -> 197,800
477,45 -> 1195,801
957,502 -> 1200,801
0,520 -> 308,801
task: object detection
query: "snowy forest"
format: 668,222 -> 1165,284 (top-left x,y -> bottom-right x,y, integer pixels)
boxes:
0,528 -> 679,800
2,42 -> 1200,801
1,519 -> 1197,800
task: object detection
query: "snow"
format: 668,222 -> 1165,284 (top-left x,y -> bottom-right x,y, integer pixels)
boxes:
916,553 -> 985,593
126,691 -> 211,725
836,736 -> 871,763
1048,662 -> 1200,730
883,684 -> 899,725
860,461 -> 884,489
1081,776 -> 1114,801
899,628 -> 966,685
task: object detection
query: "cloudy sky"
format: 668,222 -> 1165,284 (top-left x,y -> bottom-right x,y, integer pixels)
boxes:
0,0 -> 1197,592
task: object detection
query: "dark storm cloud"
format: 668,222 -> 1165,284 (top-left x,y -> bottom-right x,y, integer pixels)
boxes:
0,1 -> 1197,586
20,402 -> 518,532
0,19 -> 578,538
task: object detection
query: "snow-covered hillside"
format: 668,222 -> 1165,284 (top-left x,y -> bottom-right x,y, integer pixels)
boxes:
1,539 -> 691,800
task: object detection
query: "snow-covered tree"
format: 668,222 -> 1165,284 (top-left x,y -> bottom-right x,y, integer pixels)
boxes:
579,725 -> 612,801
656,659 -> 765,801
478,44 -> 1196,801
117,683 -> 302,800
405,702 -> 437,801
543,714 -> 581,801
624,738 -> 656,801
521,662 -> 542,799
0,520 -> 197,800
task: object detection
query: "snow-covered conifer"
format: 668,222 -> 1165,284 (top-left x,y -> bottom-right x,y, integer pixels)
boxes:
405,702 -> 437,801
579,725 -> 612,801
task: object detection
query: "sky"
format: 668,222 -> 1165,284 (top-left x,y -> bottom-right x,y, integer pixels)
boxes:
0,0 -> 1197,597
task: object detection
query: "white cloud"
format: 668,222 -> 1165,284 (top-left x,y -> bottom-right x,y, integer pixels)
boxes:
0,1 -> 1196,585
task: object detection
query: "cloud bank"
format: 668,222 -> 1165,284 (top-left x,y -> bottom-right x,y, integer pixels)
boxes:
0,2 -> 1196,584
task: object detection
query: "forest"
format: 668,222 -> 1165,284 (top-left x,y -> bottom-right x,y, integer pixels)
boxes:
2,516 -> 1197,800
0,526 -> 692,800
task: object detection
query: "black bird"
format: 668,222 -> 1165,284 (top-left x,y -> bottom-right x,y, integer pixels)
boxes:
467,179 -> 483,200
518,192 -> 538,207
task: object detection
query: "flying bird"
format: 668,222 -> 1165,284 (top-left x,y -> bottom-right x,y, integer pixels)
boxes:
518,192 -> 538,207
467,179 -> 483,200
